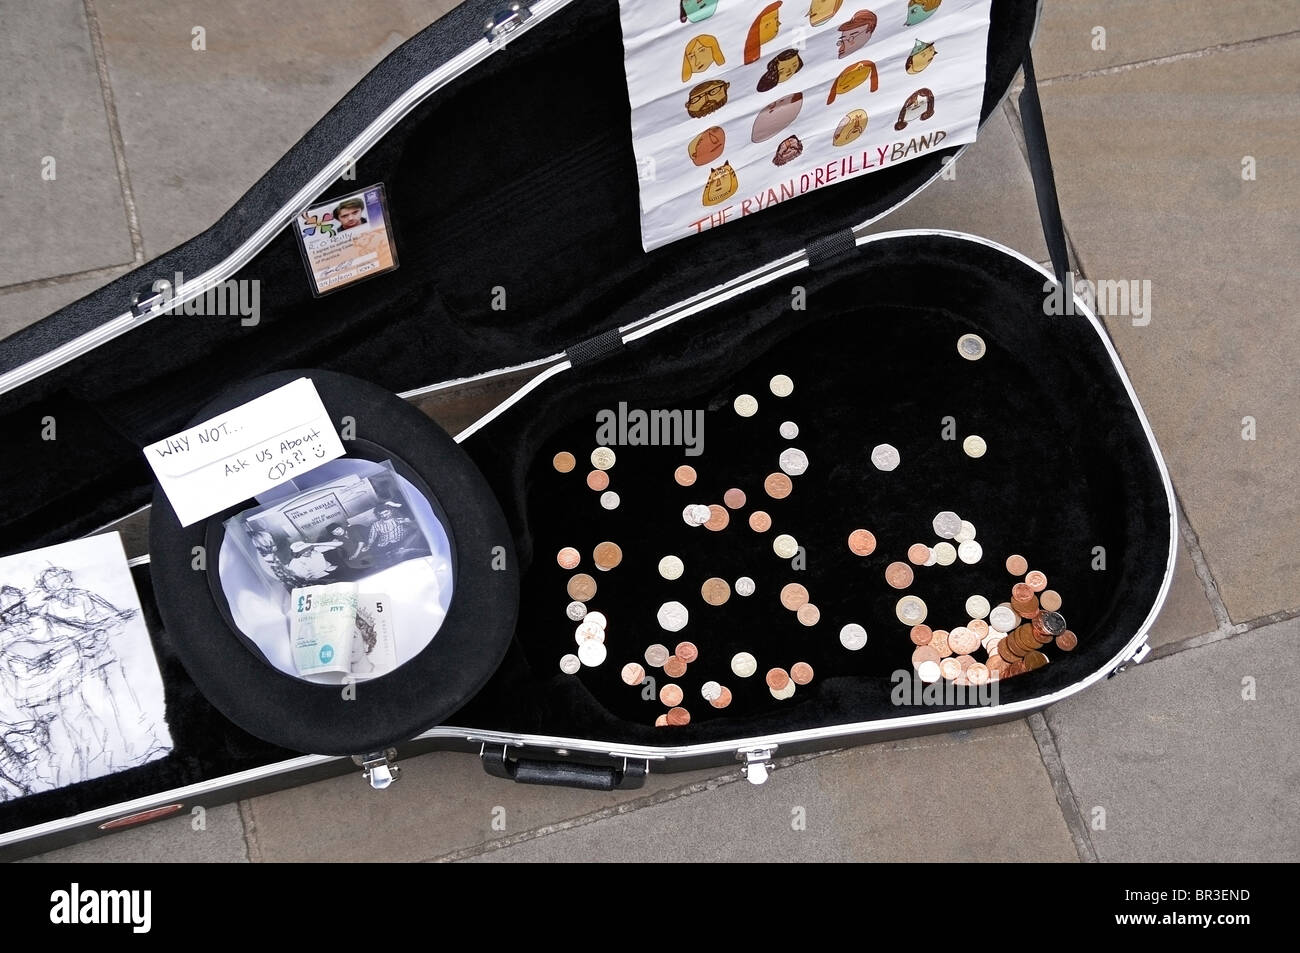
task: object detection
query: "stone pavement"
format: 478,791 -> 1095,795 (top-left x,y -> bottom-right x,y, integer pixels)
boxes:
3,1 -> 1297,862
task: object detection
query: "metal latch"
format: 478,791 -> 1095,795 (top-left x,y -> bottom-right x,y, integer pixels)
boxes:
130,278 -> 175,317
739,746 -> 775,785
1109,638 -> 1152,678
352,748 -> 401,790
483,3 -> 532,43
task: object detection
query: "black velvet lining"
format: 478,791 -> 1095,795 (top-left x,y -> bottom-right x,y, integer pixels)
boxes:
453,235 -> 1172,744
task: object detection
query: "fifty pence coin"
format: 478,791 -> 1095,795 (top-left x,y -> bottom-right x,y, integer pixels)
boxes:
657,601 -> 689,632
871,444 -> 900,471
779,448 -> 809,476
932,511 -> 962,539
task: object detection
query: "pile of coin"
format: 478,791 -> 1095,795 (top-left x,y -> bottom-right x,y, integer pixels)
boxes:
559,608 -> 610,673
765,662 -> 814,700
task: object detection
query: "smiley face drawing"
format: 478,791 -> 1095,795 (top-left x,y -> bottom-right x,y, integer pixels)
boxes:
682,35 -> 726,82
744,2 -> 783,64
757,49 -> 804,92
836,10 -> 877,58
702,161 -> 739,206
833,109 -> 868,146
894,88 -> 935,130
680,0 -> 720,23
686,79 -> 730,118
906,39 -> 937,73
688,126 -> 726,166
826,60 -> 878,104
905,0 -> 941,26
752,91 -> 803,142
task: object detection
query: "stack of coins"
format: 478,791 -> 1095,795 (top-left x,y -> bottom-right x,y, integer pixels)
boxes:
644,640 -> 701,726
765,662 -> 813,700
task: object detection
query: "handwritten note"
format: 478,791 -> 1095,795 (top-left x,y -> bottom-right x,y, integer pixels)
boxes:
144,377 -> 346,527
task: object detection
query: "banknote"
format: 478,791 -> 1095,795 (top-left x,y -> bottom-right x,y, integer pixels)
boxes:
350,593 -> 396,679
289,583 -> 358,677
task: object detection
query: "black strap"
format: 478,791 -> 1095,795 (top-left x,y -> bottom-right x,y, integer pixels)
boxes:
566,327 -> 625,367
806,227 -> 858,270
1017,50 -> 1070,285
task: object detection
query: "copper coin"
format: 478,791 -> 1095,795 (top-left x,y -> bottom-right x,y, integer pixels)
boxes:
701,577 -> 731,606
1024,570 -> 1048,592
911,645 -> 941,668
997,638 -> 1022,662
749,510 -> 772,532
956,654 -> 976,670
710,685 -> 733,709
552,452 -> 576,473
907,543 -> 931,565
779,583 -> 810,611
985,655 -> 1008,675
929,630 -> 951,658
796,603 -> 821,626
660,683 -> 684,707
1022,649 -> 1048,670
909,624 -> 933,646
666,706 -> 691,726
885,562 -> 914,589
968,619 -> 990,638
967,662 -> 989,685
848,529 -> 876,556
939,657 -> 963,681
586,470 -> 609,491
556,547 -> 581,570
1011,598 -> 1040,621
675,641 -> 699,664
704,504 -> 730,531
1056,630 -> 1078,651
764,473 -> 793,499
1040,589 -> 1062,612
663,655 -> 688,678
766,667 -> 790,691
621,663 -> 646,686
566,573 -> 597,602
644,643 -> 670,667
790,662 -> 814,685
674,465 -> 697,487
948,627 -> 980,654
593,541 -> 623,571
1006,554 -> 1028,576
655,714 -> 668,727
1011,583 -> 1035,603
723,487 -> 747,509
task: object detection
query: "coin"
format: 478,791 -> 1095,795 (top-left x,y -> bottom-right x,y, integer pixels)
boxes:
710,685 -> 733,709
955,520 -> 977,543
656,601 -> 689,632
1022,650 -> 1048,671
655,714 -> 668,727
590,447 -> 616,470
779,448 -> 809,476
1056,630 -> 1078,651
660,684 -> 684,707
929,630 -> 951,657
885,562 -> 914,589
700,680 -> 722,702
1036,610 -> 1066,637
1040,589 -> 1062,612
848,529 -> 877,556
675,641 -> 699,663
896,595 -> 928,625
912,645 -> 941,667
909,624 -> 933,646
989,605 -> 1017,632
997,638 -> 1021,662
957,540 -> 983,564
658,555 -> 685,580
575,621 -> 605,644
552,452 -> 576,473
764,473 -> 793,499
1006,554 -> 1028,576
559,654 -> 581,674
967,662 -> 989,685
840,623 -> 869,650
932,511 -> 962,539
779,583 -> 809,611
556,547 -> 581,570
962,435 -> 987,458
731,652 -> 757,677
567,573 -> 597,601
773,534 -> 799,559
968,619 -> 989,638
593,541 -> 623,571
932,542 -> 956,566
766,668 -> 790,691
917,659 -> 942,683
586,470 -> 610,491
682,505 -> 704,527
749,510 -> 772,532
666,707 -> 691,726
723,487 -> 747,509
1025,570 -> 1047,592
688,503 -> 712,525
701,577 -> 731,606
565,600 -> 588,621
771,681 -> 797,700
735,576 -> 756,597
1011,583 -> 1035,603
907,543 -> 931,565
644,644 -> 670,667
769,374 -> 794,397
578,640 -> 607,667
790,662 -> 814,685
940,657 -> 962,681
871,444 -> 901,471
674,465 -> 697,486
923,548 -> 937,567
948,626 -> 980,654
965,595 -> 991,619
704,504 -> 730,531
734,394 -> 759,417
584,611 -> 607,629
600,491 -> 621,510
663,655 -> 688,678
779,421 -> 799,439
957,333 -> 986,361
796,603 -> 821,626
621,663 -> 646,686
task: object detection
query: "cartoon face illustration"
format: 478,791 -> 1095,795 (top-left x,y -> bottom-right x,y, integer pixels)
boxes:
682,35 -> 726,82
833,109 -> 868,146
906,39 -> 937,74
751,91 -> 803,142
836,10 -> 877,57
686,79 -> 730,118
757,49 -> 803,92
905,0 -> 941,27
680,0 -> 720,23
826,60 -> 878,104
744,2 -> 783,64
773,134 -> 804,166
806,0 -> 843,27
688,126 -> 727,166
702,162 -> 739,206
894,88 -> 935,130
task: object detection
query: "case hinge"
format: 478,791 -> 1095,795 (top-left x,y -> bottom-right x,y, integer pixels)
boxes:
738,745 -> 776,785
483,3 -> 533,44
352,748 -> 401,790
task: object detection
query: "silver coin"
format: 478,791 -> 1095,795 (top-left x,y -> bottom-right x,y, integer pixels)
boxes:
735,576 -> 756,597
965,595 -> 991,620
962,435 -> 987,459
577,640 -> 607,667
657,601 -> 689,632
923,548 -> 938,567
682,505 -> 704,527
957,333 -> 986,361
772,534 -> 799,559
1038,610 -> 1067,636
599,490 -> 621,510
982,632 -> 1004,653
590,446 -> 616,470
870,444 -> 900,471
584,611 -> 608,630
989,606 -> 1018,632
770,681 -> 797,700
731,652 -> 758,678
575,621 -> 605,644
700,680 -> 723,701
955,519 -> 977,543
779,447 -> 809,477
733,394 -> 759,417
644,643 -> 670,667
895,595 -> 928,625
559,653 -> 581,675
779,421 -> 800,439
658,555 -> 685,580
769,374 -> 794,397
690,504 -> 712,525
932,511 -> 962,539
957,540 -> 983,565
933,542 -> 957,566
565,601 -> 588,621
839,623 -> 869,651
917,659 -> 942,683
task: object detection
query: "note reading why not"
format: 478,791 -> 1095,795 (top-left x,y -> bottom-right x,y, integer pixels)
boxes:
144,377 -> 346,527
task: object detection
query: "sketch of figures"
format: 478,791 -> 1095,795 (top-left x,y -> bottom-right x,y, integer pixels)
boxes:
0,533 -> 172,801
